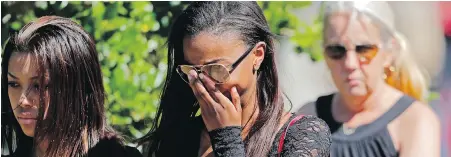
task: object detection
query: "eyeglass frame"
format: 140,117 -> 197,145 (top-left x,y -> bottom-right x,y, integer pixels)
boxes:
176,44 -> 256,84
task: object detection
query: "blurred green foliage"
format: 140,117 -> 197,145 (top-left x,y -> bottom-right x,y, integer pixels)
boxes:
258,1 -> 324,61
1,1 -> 322,141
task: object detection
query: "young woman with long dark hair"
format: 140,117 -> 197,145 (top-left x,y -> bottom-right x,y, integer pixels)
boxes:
1,16 -> 141,157
139,2 -> 331,157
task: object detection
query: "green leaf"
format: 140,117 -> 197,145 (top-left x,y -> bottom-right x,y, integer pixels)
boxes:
11,21 -> 22,30
75,9 -> 91,18
92,2 -> 106,20
35,1 -> 48,10
69,1 -> 82,5
161,16 -> 170,27
59,1 -> 69,9
130,1 -> 152,18
170,1 -> 181,6
23,12 -> 36,24
118,4 -> 128,15
287,1 -> 311,8
103,17 -> 128,31
111,114 -> 132,125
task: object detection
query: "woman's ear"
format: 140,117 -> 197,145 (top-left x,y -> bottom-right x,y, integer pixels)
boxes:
383,37 -> 400,68
383,52 -> 394,68
253,41 -> 266,70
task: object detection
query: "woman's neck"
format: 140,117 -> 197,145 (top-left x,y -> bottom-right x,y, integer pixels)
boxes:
334,82 -> 402,126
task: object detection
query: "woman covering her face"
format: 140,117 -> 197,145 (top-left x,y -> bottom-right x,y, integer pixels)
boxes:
138,2 -> 331,157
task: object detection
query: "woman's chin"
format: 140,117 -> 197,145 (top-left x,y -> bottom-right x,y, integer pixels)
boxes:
20,126 -> 35,137
23,130 -> 35,137
348,86 -> 368,97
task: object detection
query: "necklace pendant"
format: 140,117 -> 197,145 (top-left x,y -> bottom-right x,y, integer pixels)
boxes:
342,125 -> 356,135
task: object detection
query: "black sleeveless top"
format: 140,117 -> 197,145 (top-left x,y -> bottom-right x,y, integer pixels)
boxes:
315,94 -> 415,157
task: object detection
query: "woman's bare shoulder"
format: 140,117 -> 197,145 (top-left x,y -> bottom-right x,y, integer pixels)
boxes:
397,101 -> 440,157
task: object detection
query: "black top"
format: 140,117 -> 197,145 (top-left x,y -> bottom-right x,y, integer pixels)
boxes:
315,94 -> 415,157
2,138 -> 142,157
87,138 -> 142,157
166,114 -> 331,157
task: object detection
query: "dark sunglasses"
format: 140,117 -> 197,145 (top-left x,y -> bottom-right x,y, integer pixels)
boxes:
176,45 -> 255,84
324,44 -> 379,64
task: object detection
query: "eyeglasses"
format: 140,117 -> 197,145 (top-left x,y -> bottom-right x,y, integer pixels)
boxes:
176,45 -> 255,84
324,44 -> 379,64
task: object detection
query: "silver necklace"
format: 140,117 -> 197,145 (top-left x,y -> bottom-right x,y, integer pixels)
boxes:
333,94 -> 357,135
342,124 -> 356,135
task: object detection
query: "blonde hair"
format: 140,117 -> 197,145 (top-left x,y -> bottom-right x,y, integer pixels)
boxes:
322,1 -> 430,101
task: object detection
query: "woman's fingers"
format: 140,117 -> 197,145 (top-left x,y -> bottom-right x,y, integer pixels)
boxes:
199,73 -> 220,102
231,87 -> 241,112
199,73 -> 235,109
188,70 -> 219,109
189,71 -> 242,131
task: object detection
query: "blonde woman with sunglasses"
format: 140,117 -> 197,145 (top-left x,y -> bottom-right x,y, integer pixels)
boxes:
138,2 -> 331,157
298,1 -> 440,157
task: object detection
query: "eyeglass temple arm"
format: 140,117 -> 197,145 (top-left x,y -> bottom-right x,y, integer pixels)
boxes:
228,46 -> 254,73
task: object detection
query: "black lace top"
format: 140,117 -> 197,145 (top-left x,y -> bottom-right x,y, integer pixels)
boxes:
175,114 -> 331,157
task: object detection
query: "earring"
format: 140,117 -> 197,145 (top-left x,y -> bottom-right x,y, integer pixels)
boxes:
253,64 -> 259,74
383,66 -> 395,80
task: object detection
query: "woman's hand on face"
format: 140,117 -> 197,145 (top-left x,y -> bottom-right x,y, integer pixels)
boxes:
187,70 -> 242,131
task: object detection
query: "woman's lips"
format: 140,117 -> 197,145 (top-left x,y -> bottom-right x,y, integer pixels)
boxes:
17,112 -> 37,125
346,77 -> 363,87
17,117 -> 37,125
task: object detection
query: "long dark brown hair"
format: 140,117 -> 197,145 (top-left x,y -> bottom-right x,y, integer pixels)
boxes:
1,16 -> 118,157
139,2 -> 283,156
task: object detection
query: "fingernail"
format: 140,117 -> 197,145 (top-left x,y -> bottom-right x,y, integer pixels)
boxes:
199,73 -> 204,80
233,87 -> 238,93
187,74 -> 193,82
187,70 -> 196,82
